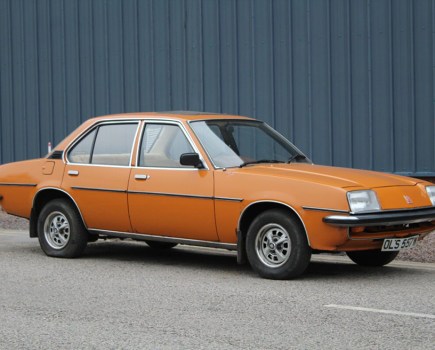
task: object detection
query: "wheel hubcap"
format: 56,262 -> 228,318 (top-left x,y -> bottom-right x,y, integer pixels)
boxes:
255,223 -> 291,268
44,211 -> 70,250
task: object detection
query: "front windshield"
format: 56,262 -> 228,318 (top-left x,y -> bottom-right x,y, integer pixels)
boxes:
190,120 -> 310,168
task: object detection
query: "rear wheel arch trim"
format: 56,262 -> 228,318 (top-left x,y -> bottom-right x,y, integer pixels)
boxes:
32,187 -> 87,229
237,200 -> 311,247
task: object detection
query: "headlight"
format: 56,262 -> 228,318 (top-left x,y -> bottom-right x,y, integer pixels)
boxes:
426,186 -> 435,206
347,190 -> 380,213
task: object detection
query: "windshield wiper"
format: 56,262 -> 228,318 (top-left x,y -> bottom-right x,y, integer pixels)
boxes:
239,159 -> 285,168
287,154 -> 307,163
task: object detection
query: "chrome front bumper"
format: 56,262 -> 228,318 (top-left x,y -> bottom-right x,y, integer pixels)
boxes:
323,207 -> 435,227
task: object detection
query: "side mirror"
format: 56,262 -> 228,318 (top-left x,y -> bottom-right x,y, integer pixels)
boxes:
180,153 -> 204,169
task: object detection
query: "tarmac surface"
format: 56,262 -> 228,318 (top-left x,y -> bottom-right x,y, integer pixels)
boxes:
0,229 -> 434,349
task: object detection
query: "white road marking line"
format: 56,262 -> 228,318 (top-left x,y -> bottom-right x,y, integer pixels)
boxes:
325,304 -> 435,319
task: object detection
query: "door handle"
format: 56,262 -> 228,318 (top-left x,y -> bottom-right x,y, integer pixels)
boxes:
68,170 -> 79,176
135,174 -> 150,180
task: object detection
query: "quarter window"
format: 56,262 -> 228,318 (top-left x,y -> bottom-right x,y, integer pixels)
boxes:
68,129 -> 96,164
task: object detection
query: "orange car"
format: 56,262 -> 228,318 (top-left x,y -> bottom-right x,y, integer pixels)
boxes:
0,112 -> 434,279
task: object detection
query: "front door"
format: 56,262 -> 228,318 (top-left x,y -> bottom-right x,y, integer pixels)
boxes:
128,122 -> 218,241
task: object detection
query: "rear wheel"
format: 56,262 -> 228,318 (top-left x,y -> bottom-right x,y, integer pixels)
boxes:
145,240 -> 178,250
246,209 -> 311,279
346,250 -> 399,267
37,199 -> 88,258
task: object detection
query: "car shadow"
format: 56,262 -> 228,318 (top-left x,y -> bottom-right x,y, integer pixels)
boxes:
82,240 -> 253,276
76,240 -> 431,280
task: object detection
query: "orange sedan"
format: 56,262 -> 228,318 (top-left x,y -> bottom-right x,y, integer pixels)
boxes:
1,112 -> 434,279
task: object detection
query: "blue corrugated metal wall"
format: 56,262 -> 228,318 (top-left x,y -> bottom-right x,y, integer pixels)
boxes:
0,0 -> 434,177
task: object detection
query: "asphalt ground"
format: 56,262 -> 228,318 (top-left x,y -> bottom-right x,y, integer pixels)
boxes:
0,229 -> 434,350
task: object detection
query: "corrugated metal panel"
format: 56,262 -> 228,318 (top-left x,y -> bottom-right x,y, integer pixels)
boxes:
0,0 -> 434,177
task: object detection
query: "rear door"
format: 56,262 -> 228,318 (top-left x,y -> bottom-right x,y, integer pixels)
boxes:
62,121 -> 139,232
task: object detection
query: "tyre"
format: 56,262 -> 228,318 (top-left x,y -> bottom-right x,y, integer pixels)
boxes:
37,199 -> 88,258
246,209 -> 311,280
346,250 -> 399,267
145,240 -> 178,250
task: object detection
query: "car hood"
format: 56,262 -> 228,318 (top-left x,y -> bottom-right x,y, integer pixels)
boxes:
235,163 -> 419,189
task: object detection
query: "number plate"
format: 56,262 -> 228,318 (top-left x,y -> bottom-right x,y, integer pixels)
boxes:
381,235 -> 419,251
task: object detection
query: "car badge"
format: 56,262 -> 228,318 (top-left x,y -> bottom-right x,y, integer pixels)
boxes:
403,195 -> 413,204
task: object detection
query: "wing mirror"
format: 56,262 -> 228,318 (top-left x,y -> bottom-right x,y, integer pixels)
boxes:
180,153 -> 205,169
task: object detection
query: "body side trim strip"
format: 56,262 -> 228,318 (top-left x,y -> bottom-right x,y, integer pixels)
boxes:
128,190 -> 212,200
128,190 -> 243,202
67,187 -> 243,201
214,196 -> 244,202
57,186 -> 243,202
71,186 -> 126,193
302,206 -> 349,214
88,229 -> 237,250
0,183 -> 37,187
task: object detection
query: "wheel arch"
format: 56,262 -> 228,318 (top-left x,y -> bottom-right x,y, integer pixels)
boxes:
237,201 -> 310,255
30,187 -> 86,237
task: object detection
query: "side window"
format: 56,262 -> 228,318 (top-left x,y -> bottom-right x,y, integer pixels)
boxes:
68,123 -> 138,166
91,124 -> 138,166
139,124 -> 195,168
68,129 -> 97,164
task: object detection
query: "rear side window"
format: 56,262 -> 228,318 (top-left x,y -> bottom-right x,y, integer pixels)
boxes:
68,123 -> 138,166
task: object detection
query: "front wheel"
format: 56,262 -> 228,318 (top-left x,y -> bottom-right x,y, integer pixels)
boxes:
346,250 -> 399,267
37,199 -> 88,258
246,209 -> 311,280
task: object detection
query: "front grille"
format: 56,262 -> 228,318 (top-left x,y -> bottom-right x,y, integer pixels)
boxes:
349,221 -> 435,240
364,223 -> 422,233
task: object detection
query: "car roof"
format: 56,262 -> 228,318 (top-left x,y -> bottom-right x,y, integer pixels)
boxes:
89,111 -> 254,122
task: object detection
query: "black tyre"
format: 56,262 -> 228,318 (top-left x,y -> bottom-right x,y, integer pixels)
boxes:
37,199 -> 88,258
346,250 -> 399,267
246,209 -> 311,280
145,240 -> 178,250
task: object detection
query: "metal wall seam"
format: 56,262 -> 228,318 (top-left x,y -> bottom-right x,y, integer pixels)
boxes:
410,0 -> 417,175
367,0 -> 374,170
306,0 -> 313,159
346,0 -> 353,168
327,0 -> 333,166
287,2 -> 295,141
388,0 -> 395,173
433,0 -> 435,172
0,0 -> 13,162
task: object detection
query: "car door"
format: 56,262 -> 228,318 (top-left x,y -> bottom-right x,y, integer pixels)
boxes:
128,121 -> 218,241
62,121 -> 139,232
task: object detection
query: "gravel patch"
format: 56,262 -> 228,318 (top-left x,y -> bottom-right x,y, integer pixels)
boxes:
397,231 -> 435,263
0,210 -> 433,263
0,210 -> 30,231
